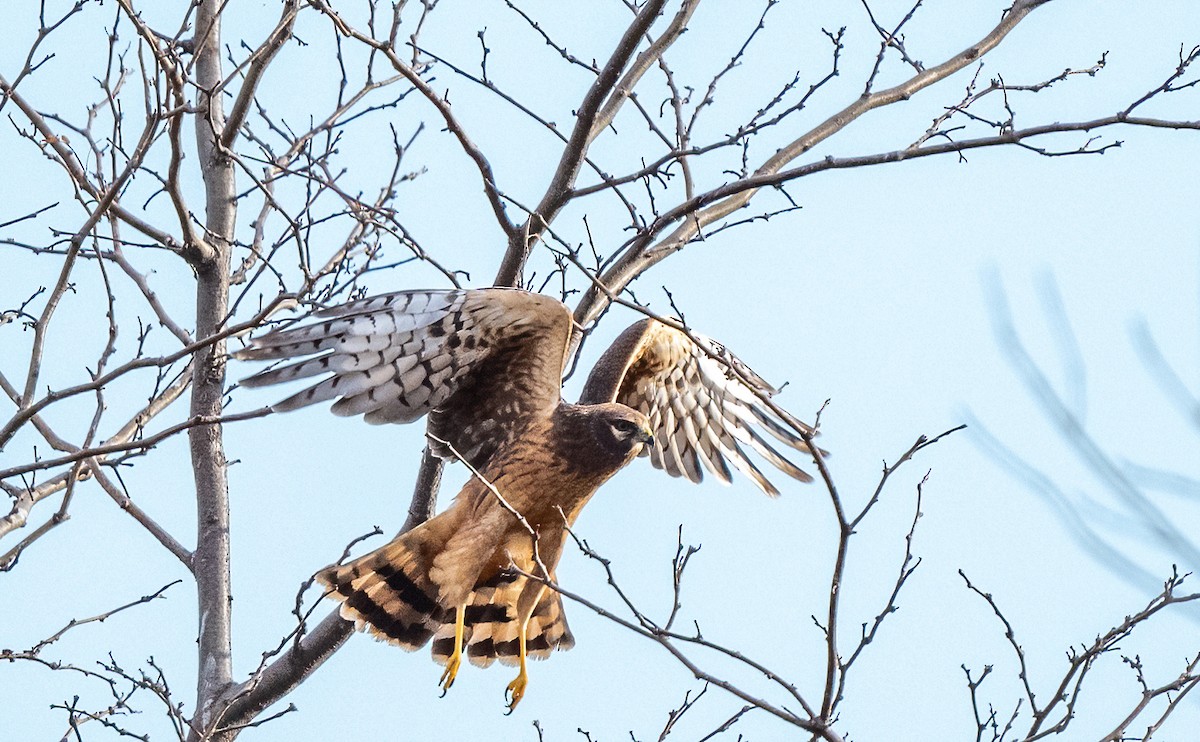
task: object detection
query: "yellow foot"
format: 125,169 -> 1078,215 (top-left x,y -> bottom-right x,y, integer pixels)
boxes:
504,669 -> 528,713
439,652 -> 462,694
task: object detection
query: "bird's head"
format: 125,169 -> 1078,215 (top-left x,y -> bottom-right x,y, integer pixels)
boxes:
555,403 -> 654,476
601,406 -> 654,452
577,403 -> 653,462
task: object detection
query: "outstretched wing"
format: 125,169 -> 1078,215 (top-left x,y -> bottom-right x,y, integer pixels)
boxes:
579,319 -> 819,496
235,289 -> 572,468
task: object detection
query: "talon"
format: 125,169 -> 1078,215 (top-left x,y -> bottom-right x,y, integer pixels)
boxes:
438,603 -> 468,695
505,668 -> 528,713
505,591 -> 534,713
439,652 -> 462,692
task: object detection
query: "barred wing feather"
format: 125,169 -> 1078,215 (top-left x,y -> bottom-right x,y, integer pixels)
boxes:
235,288 -> 573,468
580,319 -> 818,496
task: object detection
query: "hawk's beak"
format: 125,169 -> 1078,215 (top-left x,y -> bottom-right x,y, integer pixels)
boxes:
636,428 -> 655,446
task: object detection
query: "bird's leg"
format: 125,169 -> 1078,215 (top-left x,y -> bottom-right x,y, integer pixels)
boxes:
439,603 -> 467,692
504,614 -> 530,713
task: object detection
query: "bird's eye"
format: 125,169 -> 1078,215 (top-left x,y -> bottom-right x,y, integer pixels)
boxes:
612,419 -> 637,433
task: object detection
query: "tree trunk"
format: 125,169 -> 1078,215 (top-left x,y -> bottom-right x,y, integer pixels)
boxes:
189,1 -> 236,737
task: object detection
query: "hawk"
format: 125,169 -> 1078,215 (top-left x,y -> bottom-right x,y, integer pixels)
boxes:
235,288 -> 819,710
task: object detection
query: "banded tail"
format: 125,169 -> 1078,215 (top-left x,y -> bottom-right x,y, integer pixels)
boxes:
316,532 -> 449,649
430,571 -> 576,668
317,531 -> 575,663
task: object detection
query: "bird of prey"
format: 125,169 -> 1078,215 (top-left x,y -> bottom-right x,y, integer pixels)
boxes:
235,288 -> 819,710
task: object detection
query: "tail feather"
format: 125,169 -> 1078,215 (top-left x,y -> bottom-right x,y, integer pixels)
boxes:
428,573 -> 574,668
467,574 -> 524,668
430,570 -> 516,667
526,590 -> 575,660
316,534 -> 449,649
478,588 -> 574,667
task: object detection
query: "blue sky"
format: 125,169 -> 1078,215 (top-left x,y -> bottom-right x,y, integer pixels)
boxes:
2,2 -> 1199,740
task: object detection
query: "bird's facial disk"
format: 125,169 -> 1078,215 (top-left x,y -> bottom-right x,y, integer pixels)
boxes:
607,416 -> 654,450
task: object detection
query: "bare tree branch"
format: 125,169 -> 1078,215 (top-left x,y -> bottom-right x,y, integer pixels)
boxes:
493,0 -> 672,286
